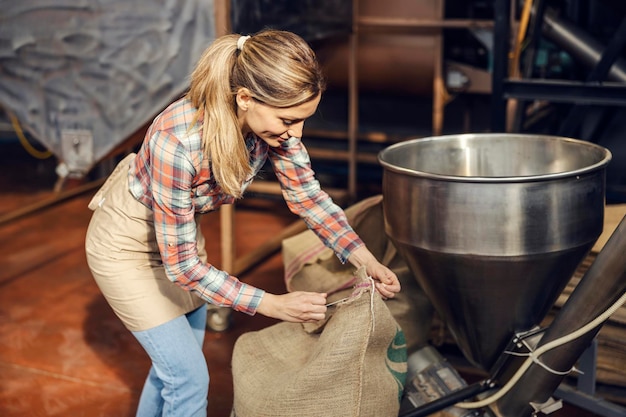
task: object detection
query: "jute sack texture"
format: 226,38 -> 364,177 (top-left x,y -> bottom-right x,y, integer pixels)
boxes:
282,194 -> 434,354
231,267 -> 407,417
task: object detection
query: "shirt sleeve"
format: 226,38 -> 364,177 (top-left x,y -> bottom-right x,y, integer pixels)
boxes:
148,130 -> 264,315
269,136 -> 364,263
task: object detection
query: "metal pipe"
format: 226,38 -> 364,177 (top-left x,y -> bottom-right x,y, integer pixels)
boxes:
495,213 -> 626,416
400,380 -> 495,417
542,9 -> 626,82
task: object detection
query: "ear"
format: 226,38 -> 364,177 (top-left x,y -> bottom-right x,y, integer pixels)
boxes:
235,88 -> 253,111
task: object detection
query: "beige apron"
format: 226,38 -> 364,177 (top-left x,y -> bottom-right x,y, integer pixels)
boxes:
85,153 -> 206,332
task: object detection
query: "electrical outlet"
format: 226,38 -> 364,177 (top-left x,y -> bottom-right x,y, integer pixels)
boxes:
60,128 -> 94,176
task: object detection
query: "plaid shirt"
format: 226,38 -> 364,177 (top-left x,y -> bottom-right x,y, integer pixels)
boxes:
128,97 -> 363,315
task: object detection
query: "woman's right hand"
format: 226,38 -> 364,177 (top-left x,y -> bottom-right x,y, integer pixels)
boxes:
256,291 -> 327,323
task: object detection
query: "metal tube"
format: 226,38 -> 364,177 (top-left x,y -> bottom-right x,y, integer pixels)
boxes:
542,9 -> 626,82
495,213 -> 626,416
399,380 -> 495,417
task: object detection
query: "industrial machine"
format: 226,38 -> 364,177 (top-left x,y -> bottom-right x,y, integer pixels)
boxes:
379,133 -> 625,416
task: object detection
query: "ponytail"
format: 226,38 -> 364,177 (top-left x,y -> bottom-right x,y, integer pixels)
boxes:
187,34 -> 250,198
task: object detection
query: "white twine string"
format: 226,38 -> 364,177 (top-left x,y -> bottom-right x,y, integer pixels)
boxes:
325,276 -> 377,331
503,350 -> 581,376
368,276 -> 376,332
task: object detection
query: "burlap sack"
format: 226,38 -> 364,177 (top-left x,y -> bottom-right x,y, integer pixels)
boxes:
282,194 -> 434,354
231,267 -> 407,417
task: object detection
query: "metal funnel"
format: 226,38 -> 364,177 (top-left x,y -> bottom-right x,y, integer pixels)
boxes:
378,134 -> 611,371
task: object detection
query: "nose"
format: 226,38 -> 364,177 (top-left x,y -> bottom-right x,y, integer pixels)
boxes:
285,121 -> 305,139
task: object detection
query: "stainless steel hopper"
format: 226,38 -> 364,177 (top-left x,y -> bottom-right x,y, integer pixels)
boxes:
378,133 -> 612,373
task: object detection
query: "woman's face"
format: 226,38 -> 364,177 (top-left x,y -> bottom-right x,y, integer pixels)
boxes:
237,89 -> 321,147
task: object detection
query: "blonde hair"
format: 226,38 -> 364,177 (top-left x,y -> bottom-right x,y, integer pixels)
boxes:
186,30 -> 326,198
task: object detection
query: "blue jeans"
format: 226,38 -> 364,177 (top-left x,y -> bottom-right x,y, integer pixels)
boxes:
132,304 -> 209,417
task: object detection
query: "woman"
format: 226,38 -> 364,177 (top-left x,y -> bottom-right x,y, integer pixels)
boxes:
85,29 -> 400,417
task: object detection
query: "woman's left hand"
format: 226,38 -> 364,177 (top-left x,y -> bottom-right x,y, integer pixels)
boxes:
348,246 -> 401,299
367,261 -> 401,299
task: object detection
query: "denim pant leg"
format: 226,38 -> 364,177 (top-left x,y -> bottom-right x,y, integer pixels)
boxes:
132,305 -> 208,417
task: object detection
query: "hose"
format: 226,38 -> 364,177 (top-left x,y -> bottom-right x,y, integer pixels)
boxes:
455,289 -> 626,409
7,111 -> 53,159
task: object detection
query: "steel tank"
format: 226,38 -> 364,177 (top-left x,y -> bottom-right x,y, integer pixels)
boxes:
378,133 -> 612,372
